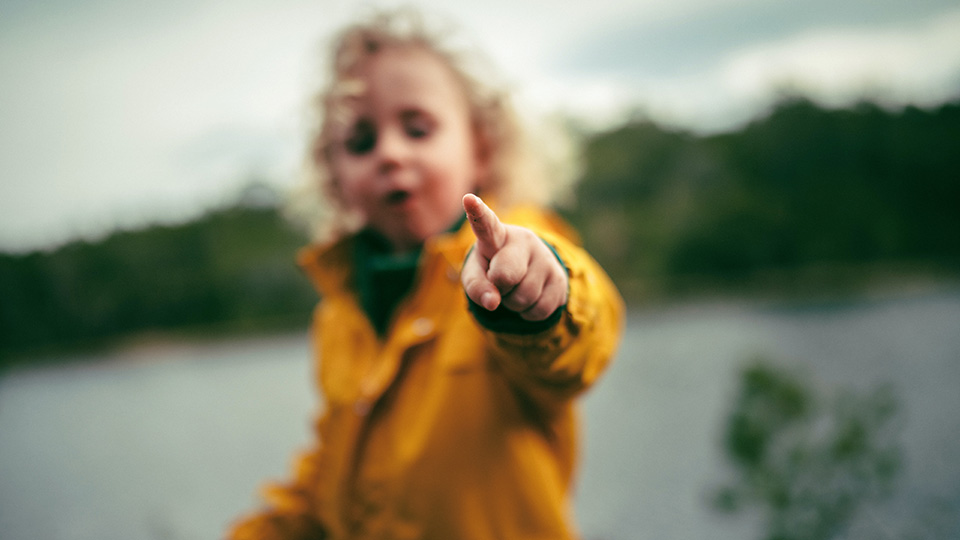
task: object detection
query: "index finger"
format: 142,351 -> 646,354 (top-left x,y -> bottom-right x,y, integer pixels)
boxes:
463,193 -> 506,260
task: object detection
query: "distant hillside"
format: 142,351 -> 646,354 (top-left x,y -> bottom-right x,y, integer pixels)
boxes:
2,97 -> 959,363
564,97 -> 960,298
0,201 -> 316,364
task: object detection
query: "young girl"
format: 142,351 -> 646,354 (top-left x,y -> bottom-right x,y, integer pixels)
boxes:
227,10 -> 624,540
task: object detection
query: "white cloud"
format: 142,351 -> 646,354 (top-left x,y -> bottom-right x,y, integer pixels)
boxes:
1,0 -> 959,251
0,1 -> 340,250
718,10 -> 960,108
525,8 -> 960,133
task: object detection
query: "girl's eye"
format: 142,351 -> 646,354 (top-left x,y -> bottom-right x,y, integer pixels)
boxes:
344,120 -> 376,155
402,112 -> 434,139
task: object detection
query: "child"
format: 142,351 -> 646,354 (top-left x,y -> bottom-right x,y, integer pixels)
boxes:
227,9 -> 624,540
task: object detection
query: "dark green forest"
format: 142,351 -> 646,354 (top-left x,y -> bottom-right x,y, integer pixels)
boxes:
2,97 -> 958,364
564,97 -> 960,298
0,202 -> 317,364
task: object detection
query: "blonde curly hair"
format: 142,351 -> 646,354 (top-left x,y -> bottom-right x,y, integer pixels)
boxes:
286,8 -> 579,244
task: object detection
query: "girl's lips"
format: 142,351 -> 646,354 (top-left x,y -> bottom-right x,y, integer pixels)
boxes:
385,190 -> 412,206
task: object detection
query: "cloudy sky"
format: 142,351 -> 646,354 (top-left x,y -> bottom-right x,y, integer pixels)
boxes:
2,0 -> 959,252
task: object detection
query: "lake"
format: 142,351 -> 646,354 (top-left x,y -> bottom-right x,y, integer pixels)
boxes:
2,287 -> 959,540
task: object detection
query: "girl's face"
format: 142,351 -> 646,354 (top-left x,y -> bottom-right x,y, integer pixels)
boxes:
330,47 -> 486,253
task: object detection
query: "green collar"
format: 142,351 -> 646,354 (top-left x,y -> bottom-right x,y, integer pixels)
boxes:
352,215 -> 466,336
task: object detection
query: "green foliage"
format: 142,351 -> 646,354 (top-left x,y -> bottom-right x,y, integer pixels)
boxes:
567,97 -> 960,299
715,358 -> 901,540
0,201 -> 316,364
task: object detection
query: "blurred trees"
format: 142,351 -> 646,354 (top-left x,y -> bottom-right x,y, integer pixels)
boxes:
565,97 -> 960,298
0,198 -> 316,364
2,97 -> 959,362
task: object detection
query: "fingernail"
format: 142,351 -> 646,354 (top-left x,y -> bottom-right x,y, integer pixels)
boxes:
481,292 -> 497,311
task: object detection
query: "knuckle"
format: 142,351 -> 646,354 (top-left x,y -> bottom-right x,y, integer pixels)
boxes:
521,302 -> 552,321
545,279 -> 567,304
461,276 -> 486,295
511,225 -> 535,241
489,265 -> 521,289
503,290 -> 534,312
523,286 -> 564,321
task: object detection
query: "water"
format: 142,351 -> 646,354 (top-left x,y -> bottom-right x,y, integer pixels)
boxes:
2,289 -> 959,540
577,290 -> 960,540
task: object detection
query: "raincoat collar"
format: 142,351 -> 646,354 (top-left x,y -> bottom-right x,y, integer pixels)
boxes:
296,213 -> 478,299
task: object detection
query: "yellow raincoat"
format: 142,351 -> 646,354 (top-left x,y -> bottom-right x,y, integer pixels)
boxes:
227,205 -> 624,540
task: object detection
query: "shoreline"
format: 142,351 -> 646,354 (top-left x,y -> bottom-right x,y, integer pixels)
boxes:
3,274 -> 959,375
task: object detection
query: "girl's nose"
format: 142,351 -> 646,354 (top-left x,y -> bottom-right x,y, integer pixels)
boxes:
375,126 -> 410,172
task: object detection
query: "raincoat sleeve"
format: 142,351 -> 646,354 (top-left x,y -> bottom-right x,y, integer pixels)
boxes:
474,226 -> 626,406
224,414 -> 328,540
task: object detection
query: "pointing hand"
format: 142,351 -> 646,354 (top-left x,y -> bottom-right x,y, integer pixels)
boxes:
461,194 -> 568,321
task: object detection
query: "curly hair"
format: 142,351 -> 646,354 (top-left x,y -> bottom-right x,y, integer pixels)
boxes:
287,8 -> 579,244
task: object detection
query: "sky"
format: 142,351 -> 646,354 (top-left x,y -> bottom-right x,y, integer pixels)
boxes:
1,0 -> 959,252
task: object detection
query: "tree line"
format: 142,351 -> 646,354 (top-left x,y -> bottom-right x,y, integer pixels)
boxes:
564,96 -> 960,298
2,97 -> 958,364
0,202 -> 316,364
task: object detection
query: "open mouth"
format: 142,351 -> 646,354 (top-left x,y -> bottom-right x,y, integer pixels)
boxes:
385,190 -> 412,206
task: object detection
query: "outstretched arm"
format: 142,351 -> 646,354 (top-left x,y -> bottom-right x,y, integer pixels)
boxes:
461,193 -> 568,321
460,194 -> 625,405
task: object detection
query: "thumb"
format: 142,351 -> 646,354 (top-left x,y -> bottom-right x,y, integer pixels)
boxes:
463,193 -> 506,260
